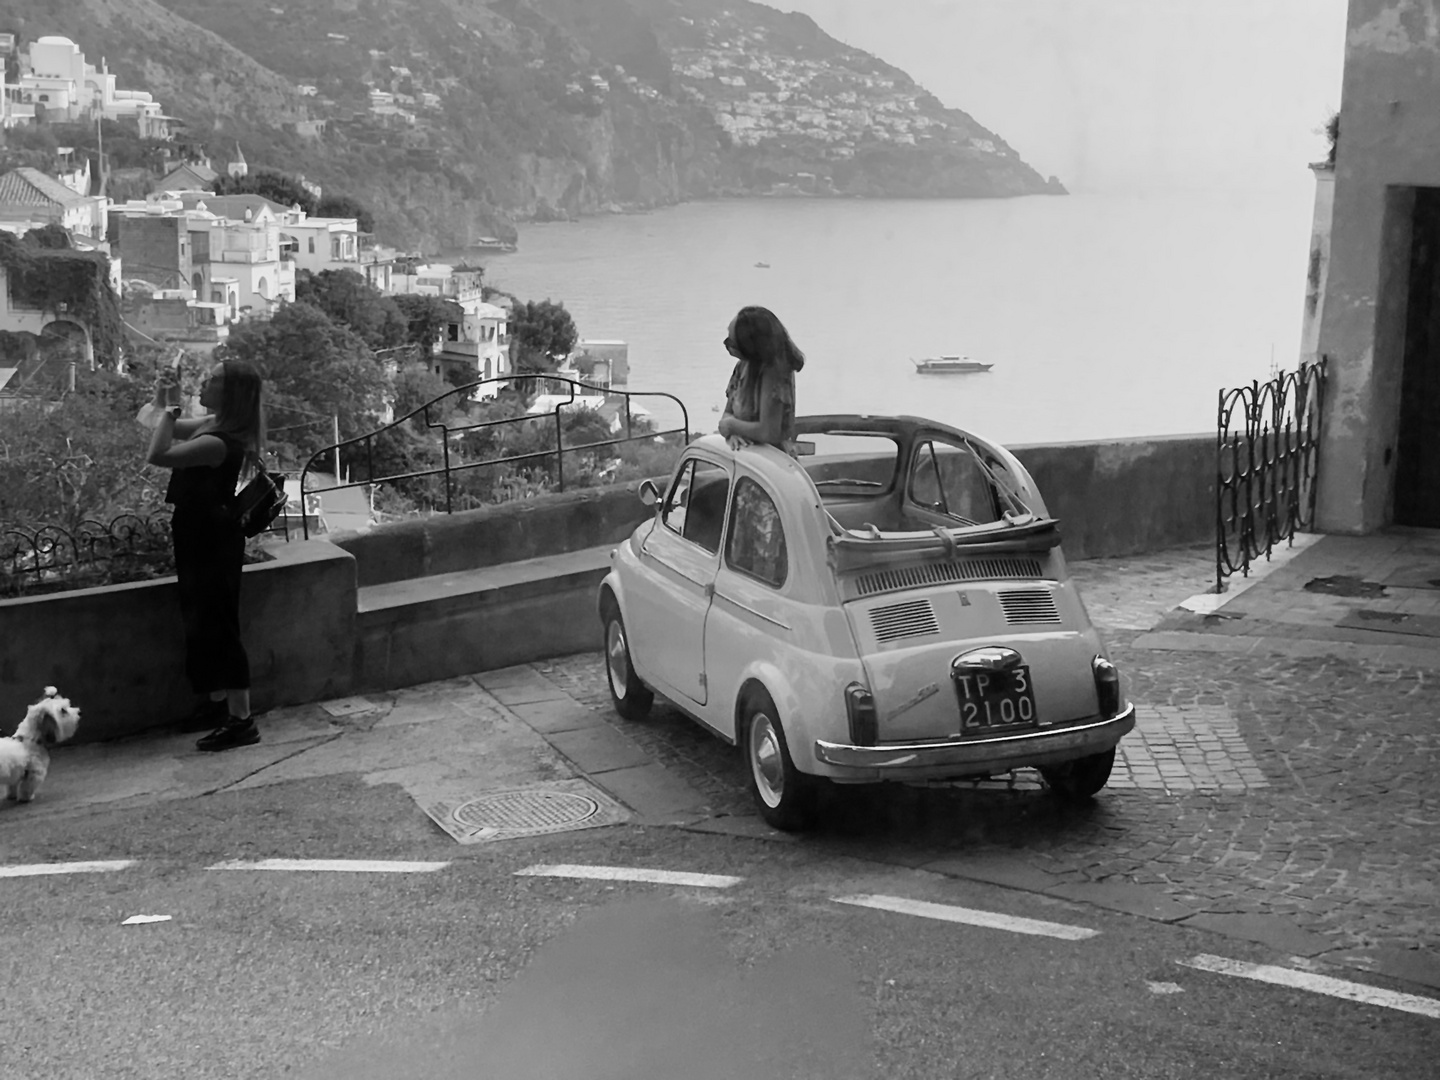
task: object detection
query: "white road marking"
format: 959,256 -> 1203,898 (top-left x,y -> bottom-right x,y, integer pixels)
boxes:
1147,981 -> 1185,995
0,859 -> 135,878
121,914 -> 172,925
206,858 -> 450,873
515,863 -> 743,888
832,894 -> 1100,940
1181,954 -> 1440,1019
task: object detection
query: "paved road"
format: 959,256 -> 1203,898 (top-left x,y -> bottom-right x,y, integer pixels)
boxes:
4,781 -> 1435,1079
4,539 -> 1439,1077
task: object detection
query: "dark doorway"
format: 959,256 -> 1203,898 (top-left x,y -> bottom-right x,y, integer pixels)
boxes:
1396,188 -> 1440,526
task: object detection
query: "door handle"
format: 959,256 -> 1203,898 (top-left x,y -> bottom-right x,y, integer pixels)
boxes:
704,583 -> 715,598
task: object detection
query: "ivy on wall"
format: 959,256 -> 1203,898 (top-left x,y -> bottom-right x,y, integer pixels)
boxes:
0,231 -> 125,368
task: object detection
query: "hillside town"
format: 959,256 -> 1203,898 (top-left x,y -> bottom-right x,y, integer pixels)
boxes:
0,34 -> 645,457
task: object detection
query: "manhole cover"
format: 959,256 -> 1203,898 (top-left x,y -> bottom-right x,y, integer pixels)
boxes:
418,780 -> 630,844
1303,575 -> 1387,598
453,789 -> 600,831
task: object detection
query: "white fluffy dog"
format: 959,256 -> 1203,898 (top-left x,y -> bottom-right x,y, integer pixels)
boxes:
1,686 -> 81,804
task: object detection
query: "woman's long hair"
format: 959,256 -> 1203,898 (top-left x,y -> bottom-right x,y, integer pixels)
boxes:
730,306 -> 805,373
209,359 -> 266,471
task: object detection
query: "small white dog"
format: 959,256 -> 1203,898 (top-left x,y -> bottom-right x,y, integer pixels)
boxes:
1,686 -> 81,804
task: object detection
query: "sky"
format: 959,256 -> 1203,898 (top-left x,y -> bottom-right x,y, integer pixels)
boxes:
777,0 -> 1350,194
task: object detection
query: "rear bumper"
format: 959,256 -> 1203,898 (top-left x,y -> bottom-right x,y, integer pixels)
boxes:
813,704 -> 1135,777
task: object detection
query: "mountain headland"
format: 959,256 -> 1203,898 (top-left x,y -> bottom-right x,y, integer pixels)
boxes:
6,0 -> 1065,250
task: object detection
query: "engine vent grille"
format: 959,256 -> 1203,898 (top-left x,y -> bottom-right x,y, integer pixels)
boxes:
997,589 -> 1062,625
853,557 -> 1044,598
869,599 -> 941,642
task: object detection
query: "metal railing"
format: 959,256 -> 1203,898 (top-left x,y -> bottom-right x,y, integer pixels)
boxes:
1,511 -> 175,598
1216,357 -> 1326,593
297,376 -> 689,538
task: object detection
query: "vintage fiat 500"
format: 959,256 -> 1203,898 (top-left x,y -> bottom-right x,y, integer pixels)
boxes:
596,415 -> 1136,830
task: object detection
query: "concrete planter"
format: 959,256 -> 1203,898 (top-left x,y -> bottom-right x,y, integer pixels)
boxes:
0,540 -> 356,744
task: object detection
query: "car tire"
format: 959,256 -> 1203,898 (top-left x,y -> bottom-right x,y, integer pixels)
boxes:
602,600 -> 653,721
1040,747 -> 1116,800
742,691 -> 818,832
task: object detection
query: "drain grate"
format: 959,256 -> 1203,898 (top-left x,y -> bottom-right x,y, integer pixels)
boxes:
453,789 -> 600,832
419,780 -> 629,844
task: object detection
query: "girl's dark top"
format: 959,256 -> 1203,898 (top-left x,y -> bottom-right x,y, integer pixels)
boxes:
725,359 -> 797,444
164,430 -> 246,521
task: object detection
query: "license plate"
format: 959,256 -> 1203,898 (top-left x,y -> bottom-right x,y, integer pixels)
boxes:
952,665 -> 1038,732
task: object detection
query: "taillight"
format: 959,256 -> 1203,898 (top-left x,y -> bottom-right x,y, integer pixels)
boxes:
845,682 -> 878,746
1092,656 -> 1121,719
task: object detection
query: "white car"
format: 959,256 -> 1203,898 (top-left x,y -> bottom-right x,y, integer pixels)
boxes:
597,415 -> 1136,830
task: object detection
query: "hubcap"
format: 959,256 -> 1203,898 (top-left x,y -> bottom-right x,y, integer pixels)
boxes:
606,619 -> 629,699
749,712 -> 784,808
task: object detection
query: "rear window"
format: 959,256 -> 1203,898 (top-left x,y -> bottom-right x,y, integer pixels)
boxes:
796,432 -> 899,496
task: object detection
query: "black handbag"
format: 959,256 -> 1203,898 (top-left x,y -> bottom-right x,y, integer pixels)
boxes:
233,470 -> 288,538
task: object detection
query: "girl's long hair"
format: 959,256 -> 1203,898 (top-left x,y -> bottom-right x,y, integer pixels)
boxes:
730,305 -> 805,373
209,359 -> 266,471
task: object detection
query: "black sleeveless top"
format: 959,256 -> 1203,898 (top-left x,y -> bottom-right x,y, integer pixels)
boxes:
165,431 -> 246,519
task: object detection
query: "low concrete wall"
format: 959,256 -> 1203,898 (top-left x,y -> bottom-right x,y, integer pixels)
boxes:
2,433 -> 1214,743
330,483 -> 658,587
1012,434 -> 1213,560
0,540 -> 356,744
331,434 -> 1214,583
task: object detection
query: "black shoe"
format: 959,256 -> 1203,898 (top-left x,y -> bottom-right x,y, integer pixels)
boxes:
177,699 -> 230,734
196,718 -> 260,752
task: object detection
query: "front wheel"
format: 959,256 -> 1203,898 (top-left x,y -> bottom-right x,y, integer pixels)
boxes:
602,602 -> 652,721
743,693 -> 818,831
1039,747 -> 1116,800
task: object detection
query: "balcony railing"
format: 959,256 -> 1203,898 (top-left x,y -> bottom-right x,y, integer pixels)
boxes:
297,376 -> 689,538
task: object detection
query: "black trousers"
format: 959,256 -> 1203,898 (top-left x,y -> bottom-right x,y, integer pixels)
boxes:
172,506 -> 250,694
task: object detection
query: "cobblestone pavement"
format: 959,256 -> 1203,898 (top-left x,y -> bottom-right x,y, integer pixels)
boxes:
535,542 -> 1440,965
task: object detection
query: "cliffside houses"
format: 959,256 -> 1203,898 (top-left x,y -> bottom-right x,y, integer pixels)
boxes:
3,35 -> 179,138
389,260 -> 510,398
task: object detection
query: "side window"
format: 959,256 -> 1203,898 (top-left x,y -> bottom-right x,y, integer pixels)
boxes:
662,460 -> 730,554
661,460 -> 695,537
908,441 -> 1000,525
726,477 -> 788,588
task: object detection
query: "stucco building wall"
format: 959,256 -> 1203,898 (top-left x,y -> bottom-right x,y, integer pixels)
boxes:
1315,0 -> 1440,532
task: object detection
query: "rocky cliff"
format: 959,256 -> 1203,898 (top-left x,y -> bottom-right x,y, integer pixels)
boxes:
7,0 -> 1062,249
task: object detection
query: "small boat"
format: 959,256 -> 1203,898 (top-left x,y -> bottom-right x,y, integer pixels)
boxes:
754,261 -> 770,269
471,236 -> 517,253
913,355 -> 993,374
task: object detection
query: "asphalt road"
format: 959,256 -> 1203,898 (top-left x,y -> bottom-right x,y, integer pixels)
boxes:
4,773 -> 1435,1079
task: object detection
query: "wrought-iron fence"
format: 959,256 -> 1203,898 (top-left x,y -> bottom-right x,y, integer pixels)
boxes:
297,376 -> 690,539
0,511 -> 175,598
1216,357 -> 1326,593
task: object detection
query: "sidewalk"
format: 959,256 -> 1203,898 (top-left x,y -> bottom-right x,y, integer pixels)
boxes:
5,533 -> 1438,991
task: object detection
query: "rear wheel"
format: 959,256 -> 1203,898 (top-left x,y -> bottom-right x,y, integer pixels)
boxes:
602,600 -> 652,721
1040,747 -> 1116,800
742,692 -> 818,831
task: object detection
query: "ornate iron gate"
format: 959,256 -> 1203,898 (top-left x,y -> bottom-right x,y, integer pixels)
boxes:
1216,357 -> 1326,593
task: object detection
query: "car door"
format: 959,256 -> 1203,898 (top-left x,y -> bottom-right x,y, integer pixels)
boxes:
628,456 -> 731,706
704,473 -> 794,739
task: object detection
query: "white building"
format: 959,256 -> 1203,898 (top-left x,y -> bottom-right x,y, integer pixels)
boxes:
285,214 -> 361,274
17,36 -> 173,136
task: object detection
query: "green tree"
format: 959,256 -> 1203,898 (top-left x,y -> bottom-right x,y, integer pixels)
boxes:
294,268 -> 407,349
392,292 -> 461,352
316,193 -> 376,234
508,298 -> 578,373
216,302 -> 386,455
0,367 -> 161,530
213,169 -> 319,214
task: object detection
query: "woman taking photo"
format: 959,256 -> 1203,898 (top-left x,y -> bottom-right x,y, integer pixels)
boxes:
146,359 -> 266,752
718,305 -> 806,451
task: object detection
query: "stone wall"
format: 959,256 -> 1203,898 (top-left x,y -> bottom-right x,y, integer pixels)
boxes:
0,540 -> 356,745
331,433 -> 1215,579
2,433 -> 1213,743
